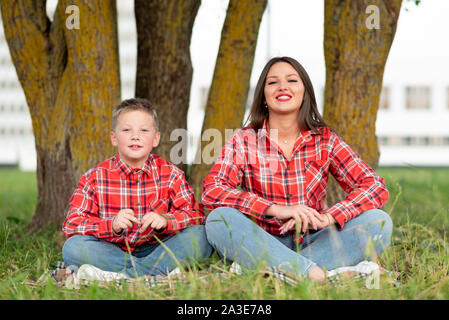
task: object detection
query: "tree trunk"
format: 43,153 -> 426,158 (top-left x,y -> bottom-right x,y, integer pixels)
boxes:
189,0 -> 267,194
1,0 -> 121,230
322,0 -> 402,206
134,0 -> 200,174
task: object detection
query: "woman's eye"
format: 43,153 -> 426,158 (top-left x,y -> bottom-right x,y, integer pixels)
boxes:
288,79 -> 298,83
267,81 -> 277,85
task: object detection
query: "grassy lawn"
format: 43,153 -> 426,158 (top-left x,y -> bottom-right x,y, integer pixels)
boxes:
1,167 -> 449,300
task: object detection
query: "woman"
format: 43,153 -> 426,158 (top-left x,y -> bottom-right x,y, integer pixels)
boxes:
201,56 -> 392,281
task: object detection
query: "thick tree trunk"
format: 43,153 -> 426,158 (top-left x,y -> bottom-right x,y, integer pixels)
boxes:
1,0 -> 121,230
189,0 -> 267,193
322,0 -> 402,206
134,0 -> 200,174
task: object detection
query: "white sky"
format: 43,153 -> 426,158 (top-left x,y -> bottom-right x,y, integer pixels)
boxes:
191,0 -> 449,89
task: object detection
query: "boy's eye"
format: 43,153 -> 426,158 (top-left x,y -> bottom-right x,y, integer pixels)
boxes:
267,81 -> 277,85
288,79 -> 298,83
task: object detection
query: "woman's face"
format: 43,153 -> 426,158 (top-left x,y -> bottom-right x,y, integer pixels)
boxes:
263,62 -> 305,116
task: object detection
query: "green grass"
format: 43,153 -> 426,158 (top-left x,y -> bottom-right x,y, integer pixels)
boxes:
1,167 -> 449,299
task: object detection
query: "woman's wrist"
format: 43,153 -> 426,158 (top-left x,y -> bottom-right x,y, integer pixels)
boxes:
326,213 -> 335,225
265,204 -> 278,218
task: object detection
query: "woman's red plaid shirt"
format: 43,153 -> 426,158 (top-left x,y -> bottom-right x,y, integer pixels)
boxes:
201,123 -> 389,244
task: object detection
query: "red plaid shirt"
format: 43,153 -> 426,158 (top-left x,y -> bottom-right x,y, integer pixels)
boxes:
63,154 -> 204,252
201,123 -> 389,243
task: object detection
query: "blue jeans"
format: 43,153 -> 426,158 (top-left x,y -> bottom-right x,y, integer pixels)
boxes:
205,207 -> 392,276
62,225 -> 213,277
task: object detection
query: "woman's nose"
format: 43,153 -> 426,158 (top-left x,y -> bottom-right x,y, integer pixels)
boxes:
278,80 -> 288,90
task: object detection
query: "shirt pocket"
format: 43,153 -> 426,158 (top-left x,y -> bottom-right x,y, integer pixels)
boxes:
149,197 -> 170,215
304,159 -> 330,205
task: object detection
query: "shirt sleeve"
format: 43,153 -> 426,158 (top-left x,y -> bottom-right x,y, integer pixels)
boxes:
324,133 -> 390,229
156,170 -> 205,235
201,133 -> 273,221
62,173 -> 116,241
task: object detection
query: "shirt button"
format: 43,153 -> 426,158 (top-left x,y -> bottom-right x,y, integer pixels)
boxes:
136,203 -> 141,206
289,194 -> 293,197
136,180 -> 140,184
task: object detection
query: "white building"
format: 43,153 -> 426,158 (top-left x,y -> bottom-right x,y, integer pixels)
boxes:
1,0 -> 448,170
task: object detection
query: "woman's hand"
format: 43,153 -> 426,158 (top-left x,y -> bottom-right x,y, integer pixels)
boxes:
266,204 -> 328,234
280,212 -> 335,234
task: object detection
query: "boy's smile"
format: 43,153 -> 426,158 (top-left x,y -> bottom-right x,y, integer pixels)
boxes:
110,110 -> 160,169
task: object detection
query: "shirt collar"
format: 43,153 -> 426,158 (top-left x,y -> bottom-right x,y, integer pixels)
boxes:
114,154 -> 153,177
260,118 -> 317,145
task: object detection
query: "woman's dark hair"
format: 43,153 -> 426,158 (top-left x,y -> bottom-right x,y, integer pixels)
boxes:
245,56 -> 329,132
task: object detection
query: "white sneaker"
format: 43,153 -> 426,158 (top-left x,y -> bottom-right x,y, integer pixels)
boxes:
326,260 -> 379,278
229,262 -> 242,275
168,267 -> 182,276
76,264 -> 129,282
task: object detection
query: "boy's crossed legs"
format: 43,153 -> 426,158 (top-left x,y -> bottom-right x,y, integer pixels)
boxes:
62,225 -> 212,277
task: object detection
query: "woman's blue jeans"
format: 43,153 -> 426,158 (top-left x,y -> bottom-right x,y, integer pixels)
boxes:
62,225 -> 213,277
205,207 -> 392,276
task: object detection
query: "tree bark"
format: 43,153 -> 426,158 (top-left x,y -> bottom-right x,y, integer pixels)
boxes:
134,0 -> 200,174
322,0 -> 402,205
189,0 -> 267,193
1,0 -> 121,230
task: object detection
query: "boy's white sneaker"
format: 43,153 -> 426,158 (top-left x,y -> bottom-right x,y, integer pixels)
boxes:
229,261 -> 243,275
76,264 -> 129,282
168,267 -> 182,276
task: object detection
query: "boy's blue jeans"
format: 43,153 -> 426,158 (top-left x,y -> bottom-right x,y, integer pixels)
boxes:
205,207 -> 392,276
62,225 -> 213,277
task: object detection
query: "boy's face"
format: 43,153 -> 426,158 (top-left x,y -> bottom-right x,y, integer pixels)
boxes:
110,110 -> 160,169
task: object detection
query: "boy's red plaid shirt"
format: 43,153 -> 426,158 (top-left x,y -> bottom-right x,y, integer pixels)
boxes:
63,154 -> 204,252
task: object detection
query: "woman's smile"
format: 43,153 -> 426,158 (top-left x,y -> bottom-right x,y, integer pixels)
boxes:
264,62 -> 305,114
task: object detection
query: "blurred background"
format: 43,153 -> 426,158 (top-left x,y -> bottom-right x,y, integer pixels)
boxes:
1,0 -> 448,170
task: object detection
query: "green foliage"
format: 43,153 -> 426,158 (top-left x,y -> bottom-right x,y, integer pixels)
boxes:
0,167 -> 448,299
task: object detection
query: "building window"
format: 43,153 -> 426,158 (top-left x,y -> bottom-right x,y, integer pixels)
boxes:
447,87 -> 449,109
405,86 -> 431,110
443,137 -> 449,145
379,86 -> 390,110
378,136 -> 388,145
379,135 -> 449,146
200,86 -> 209,110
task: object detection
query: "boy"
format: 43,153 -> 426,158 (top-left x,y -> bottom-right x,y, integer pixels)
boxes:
62,98 -> 212,279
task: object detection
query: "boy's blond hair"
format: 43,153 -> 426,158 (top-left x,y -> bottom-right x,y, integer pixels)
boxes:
112,98 -> 159,131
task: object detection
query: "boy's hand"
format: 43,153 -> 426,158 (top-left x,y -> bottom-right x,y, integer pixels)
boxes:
112,209 -> 141,234
139,212 -> 168,233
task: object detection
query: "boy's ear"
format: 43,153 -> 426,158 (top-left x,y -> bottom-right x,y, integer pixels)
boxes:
110,130 -> 118,147
153,131 -> 161,148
